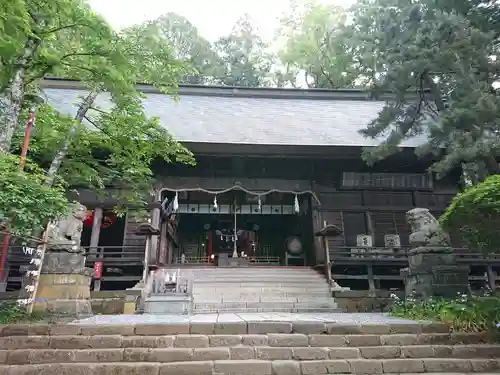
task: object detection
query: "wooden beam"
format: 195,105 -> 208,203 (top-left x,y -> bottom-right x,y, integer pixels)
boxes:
90,208 -> 103,291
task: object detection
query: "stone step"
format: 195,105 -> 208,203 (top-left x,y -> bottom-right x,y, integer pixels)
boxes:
193,288 -> 330,294
192,282 -> 328,288
2,344 -> 500,365
193,289 -> 330,294
0,358 -> 499,374
192,280 -> 326,285
193,302 -> 339,310
193,308 -> 344,314
194,296 -> 334,303
1,331 -> 492,350
0,322 -> 455,337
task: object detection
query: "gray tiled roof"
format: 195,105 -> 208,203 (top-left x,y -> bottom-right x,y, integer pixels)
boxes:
42,86 -> 423,147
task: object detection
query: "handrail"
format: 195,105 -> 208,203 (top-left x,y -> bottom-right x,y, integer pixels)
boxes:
327,246 -> 500,263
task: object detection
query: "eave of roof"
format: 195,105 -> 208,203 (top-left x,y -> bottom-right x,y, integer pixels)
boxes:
40,78 -> 426,148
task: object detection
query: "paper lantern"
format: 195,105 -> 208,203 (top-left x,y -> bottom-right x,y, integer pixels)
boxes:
83,210 -> 116,229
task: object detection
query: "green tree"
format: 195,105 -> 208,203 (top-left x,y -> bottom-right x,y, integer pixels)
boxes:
123,13 -> 220,84
0,0 -> 116,153
350,0 -> 500,177
213,15 -> 274,87
1,0 -> 195,234
277,1 -> 358,88
0,153 -> 68,236
440,174 -> 500,253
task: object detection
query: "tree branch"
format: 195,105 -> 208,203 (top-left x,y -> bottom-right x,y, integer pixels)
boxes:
40,23 -> 96,35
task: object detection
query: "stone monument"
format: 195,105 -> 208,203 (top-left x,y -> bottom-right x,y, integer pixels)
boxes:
401,208 -> 469,299
32,203 -> 93,317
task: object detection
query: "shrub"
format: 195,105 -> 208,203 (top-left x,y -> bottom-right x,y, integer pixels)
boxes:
389,292 -> 500,332
440,175 -> 500,253
0,301 -> 44,324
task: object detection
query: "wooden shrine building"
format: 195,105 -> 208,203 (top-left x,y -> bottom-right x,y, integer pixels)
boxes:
5,78 -> 499,292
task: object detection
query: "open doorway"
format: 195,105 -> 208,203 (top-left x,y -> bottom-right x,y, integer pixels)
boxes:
173,200 -> 314,265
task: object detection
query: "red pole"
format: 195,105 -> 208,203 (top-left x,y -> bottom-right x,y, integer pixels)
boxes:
0,105 -> 37,281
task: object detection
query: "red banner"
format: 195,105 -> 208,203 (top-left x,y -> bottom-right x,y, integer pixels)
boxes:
93,262 -> 103,279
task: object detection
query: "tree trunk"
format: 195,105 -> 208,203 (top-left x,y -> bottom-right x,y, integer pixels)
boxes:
44,91 -> 98,187
0,37 -> 40,153
484,156 -> 500,175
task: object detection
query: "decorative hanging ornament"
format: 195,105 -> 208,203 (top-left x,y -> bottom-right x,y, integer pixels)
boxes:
173,192 -> 179,212
294,194 -> 300,213
258,196 -> 262,211
213,195 -> 218,210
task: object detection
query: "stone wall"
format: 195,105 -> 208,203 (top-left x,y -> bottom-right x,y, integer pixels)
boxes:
332,290 -> 402,313
89,291 -> 126,315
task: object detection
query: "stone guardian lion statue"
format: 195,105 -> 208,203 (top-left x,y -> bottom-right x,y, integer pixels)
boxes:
46,202 -> 87,252
406,208 -> 451,247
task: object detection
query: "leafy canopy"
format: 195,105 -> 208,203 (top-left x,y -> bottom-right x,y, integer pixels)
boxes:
440,174 -> 500,253
1,0 -> 195,235
0,153 -> 68,236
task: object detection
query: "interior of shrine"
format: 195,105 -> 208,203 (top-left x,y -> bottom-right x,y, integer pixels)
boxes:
164,190 -> 315,266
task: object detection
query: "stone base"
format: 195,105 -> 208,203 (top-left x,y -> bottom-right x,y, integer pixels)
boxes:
402,264 -> 470,299
35,252 -> 93,316
402,246 -> 470,300
145,294 -> 192,314
42,251 -> 87,274
32,298 -> 93,318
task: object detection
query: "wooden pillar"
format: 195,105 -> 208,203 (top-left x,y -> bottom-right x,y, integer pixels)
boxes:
367,264 -> 376,292
90,207 -> 103,291
159,219 -> 168,265
487,265 -> 496,292
149,205 -> 161,265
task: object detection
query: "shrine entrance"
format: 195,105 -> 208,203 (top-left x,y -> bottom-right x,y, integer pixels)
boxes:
161,188 -> 316,266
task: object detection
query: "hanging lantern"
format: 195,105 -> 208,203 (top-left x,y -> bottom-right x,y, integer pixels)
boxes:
294,194 -> 300,213
83,210 -> 116,228
83,210 -> 95,227
101,213 -> 116,229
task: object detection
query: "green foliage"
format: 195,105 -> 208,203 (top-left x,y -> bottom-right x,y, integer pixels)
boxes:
213,15 -> 273,88
349,0 -> 500,176
0,301 -> 44,324
390,292 -> 500,332
123,13 -> 217,85
277,2 -> 358,88
440,175 -> 500,253
0,153 -> 68,236
1,0 -> 195,234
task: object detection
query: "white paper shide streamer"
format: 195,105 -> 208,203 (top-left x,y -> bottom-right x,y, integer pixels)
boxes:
173,192 -> 179,212
17,245 -> 44,306
294,194 -> 300,213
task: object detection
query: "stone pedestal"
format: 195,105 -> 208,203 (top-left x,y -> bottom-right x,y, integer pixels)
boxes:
144,294 -> 192,314
32,252 -> 93,317
401,246 -> 469,299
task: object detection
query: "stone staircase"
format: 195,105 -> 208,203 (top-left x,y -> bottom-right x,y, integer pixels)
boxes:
1,321 -> 499,374
184,267 -> 339,314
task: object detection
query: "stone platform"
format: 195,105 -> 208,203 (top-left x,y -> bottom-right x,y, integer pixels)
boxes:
70,312 -> 422,326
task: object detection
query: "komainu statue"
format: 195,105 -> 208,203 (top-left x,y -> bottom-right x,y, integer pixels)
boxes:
406,208 -> 451,247
46,202 -> 87,252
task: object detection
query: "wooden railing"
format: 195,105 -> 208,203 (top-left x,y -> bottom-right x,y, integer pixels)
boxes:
327,246 -> 500,264
327,246 -> 500,291
83,246 -> 145,265
249,256 -> 280,265
173,256 -> 281,266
